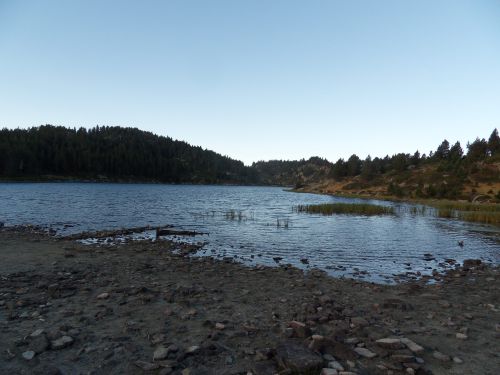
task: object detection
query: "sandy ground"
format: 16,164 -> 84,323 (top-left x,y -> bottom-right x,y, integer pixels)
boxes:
0,229 -> 499,375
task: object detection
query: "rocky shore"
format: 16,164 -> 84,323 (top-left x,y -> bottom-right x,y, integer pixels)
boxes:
0,229 -> 499,375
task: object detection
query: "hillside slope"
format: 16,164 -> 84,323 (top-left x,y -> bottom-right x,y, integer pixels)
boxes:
0,125 -> 258,184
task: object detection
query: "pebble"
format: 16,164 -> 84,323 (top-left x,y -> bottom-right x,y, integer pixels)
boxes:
350,317 -> 369,327
22,350 -> 35,360
354,347 -> 377,358
433,351 -> 451,362
135,360 -> 160,371
153,346 -> 169,361
329,361 -> 345,371
344,337 -> 360,344
215,322 -> 225,330
456,333 -> 467,340
453,356 -> 463,364
321,369 -> 338,375
30,328 -> 44,337
376,338 -> 404,349
97,292 -> 109,299
289,320 -> 311,338
323,354 -> 336,361
51,335 -> 74,350
400,337 -> 424,354
186,345 -> 200,354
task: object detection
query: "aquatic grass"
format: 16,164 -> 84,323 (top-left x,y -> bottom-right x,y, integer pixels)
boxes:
296,203 -> 394,216
437,208 -> 454,218
458,211 -> 500,225
276,218 -> 290,228
425,200 -> 500,212
225,209 -> 244,221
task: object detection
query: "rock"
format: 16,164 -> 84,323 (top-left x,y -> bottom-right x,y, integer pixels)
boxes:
135,360 -> 160,371
30,329 -> 45,337
323,354 -> 336,361
350,317 -> 369,327
275,341 -> 323,372
376,338 -> 404,350
288,321 -> 311,338
382,298 -> 413,311
97,292 -> 109,299
284,327 -> 294,337
344,337 -> 360,345
215,323 -> 225,330
391,354 -> 414,363
186,345 -> 200,354
321,369 -> 338,375
453,356 -> 463,364
463,259 -> 481,268
167,344 -> 179,353
354,347 -> 377,358
456,333 -> 467,340
400,338 -> 424,354
153,346 -> 169,361
329,361 -> 345,371
309,334 -> 326,351
31,335 -> 49,354
22,350 -> 35,360
433,351 -> 451,362
51,335 -> 74,350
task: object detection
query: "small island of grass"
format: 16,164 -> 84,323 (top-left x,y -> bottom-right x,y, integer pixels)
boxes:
296,202 -> 394,216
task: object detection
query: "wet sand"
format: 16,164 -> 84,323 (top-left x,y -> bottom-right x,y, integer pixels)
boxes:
0,229 -> 499,375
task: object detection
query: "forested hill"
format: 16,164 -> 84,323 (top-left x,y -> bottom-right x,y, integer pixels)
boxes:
0,125 -> 259,184
251,157 -> 333,187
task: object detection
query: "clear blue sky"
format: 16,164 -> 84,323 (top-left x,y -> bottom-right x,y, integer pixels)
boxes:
1,1 -> 499,165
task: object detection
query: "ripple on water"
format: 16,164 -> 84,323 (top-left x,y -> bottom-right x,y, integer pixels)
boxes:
0,183 -> 499,283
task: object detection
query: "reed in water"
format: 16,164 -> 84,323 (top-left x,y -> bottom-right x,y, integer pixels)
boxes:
296,203 -> 394,216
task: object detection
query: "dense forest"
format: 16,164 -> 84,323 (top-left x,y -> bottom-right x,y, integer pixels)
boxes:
1,125 -> 499,200
0,126 -> 258,184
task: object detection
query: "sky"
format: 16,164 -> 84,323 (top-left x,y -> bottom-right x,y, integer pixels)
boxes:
1,0 -> 499,165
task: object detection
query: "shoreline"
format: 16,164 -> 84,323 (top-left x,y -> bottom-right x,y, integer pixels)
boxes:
1,229 -> 499,374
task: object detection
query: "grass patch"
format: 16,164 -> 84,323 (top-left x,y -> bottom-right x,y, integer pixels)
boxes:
436,209 -> 500,225
428,200 -> 500,212
423,201 -> 500,225
458,211 -> 500,225
296,203 -> 394,216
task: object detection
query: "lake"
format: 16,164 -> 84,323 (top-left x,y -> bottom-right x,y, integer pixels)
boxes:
1,183 -> 499,282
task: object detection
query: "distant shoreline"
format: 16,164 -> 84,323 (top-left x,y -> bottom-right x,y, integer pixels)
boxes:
0,176 -> 287,188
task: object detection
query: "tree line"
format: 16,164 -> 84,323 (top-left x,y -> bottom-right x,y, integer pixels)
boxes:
0,125 -> 259,184
329,128 -> 500,181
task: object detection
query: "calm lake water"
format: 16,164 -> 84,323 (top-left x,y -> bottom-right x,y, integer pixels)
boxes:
1,183 -> 499,282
